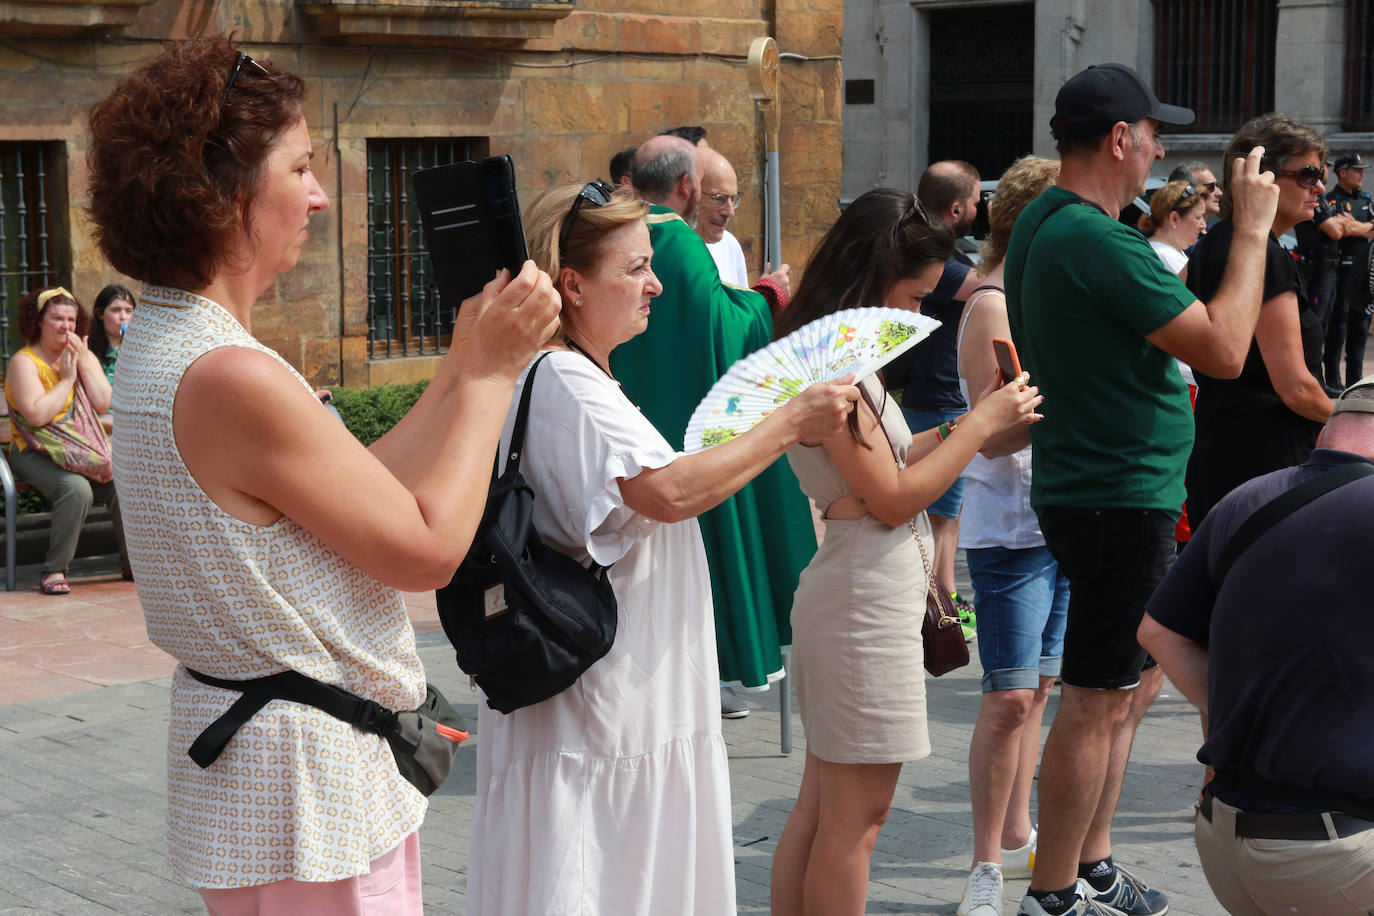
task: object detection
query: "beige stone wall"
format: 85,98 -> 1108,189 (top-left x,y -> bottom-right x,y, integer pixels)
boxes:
0,0 -> 842,387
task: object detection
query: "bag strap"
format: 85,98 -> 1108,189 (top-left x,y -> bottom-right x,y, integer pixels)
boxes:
185,667 -> 400,769
1013,196 -> 1105,305
1214,460 -> 1374,583
502,351 -> 553,476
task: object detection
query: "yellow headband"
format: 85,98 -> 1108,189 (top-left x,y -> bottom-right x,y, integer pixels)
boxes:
36,287 -> 74,309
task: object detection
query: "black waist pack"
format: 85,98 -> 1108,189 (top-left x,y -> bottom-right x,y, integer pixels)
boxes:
436,352 -> 618,714
185,668 -> 468,796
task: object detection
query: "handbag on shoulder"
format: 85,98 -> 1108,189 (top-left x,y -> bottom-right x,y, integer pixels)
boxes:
912,522 -> 970,676
856,382 -> 969,676
436,352 -> 618,714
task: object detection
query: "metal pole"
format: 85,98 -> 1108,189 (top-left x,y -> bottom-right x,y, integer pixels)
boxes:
766,150 -> 781,271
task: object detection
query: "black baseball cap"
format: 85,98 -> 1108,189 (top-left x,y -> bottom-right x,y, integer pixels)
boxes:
1334,153 -> 1368,172
1051,63 -> 1195,141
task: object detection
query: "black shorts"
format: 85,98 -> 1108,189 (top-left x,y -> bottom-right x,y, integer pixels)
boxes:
1037,507 -> 1176,690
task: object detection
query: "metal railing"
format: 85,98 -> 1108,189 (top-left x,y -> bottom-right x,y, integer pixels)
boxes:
0,142 -> 65,369
1153,0 -> 1277,134
1345,0 -> 1374,131
365,138 -> 477,359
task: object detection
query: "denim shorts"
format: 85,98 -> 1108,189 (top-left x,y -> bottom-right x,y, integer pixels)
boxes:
901,406 -> 965,519
1037,507 -> 1176,690
966,545 -> 1069,692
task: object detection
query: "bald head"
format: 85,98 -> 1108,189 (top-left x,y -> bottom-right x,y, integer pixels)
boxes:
632,134 -> 700,221
695,148 -> 739,244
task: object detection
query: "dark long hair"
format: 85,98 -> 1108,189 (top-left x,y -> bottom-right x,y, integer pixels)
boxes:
775,189 -> 954,339
90,283 -> 135,362
776,188 -> 954,443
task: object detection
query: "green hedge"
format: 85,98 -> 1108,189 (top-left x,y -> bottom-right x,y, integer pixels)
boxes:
0,380 -> 432,516
330,380 -> 431,446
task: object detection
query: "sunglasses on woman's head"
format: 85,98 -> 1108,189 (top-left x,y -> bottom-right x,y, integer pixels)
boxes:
1275,165 -> 1326,190
222,52 -> 268,103
558,180 -> 616,251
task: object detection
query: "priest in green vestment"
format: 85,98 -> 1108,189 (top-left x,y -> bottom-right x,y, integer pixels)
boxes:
610,136 -> 817,691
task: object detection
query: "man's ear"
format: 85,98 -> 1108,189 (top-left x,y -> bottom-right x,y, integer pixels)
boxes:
1108,121 -> 1132,163
677,171 -> 696,203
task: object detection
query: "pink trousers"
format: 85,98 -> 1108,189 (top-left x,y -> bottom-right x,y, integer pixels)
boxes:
199,832 -> 422,916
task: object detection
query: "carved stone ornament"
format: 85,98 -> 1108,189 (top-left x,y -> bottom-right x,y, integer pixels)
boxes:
0,0 -> 159,37
297,0 -> 575,49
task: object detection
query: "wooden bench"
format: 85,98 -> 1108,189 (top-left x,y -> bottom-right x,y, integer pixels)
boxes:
0,405 -> 27,590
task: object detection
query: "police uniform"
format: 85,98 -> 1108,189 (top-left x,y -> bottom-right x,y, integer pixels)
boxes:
1293,194 -> 1341,331
1324,154 -> 1374,388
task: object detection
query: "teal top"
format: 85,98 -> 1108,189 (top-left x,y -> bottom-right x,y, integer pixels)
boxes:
1005,187 -> 1197,515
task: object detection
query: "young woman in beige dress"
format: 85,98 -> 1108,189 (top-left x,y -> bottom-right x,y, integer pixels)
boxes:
769,189 -> 1044,915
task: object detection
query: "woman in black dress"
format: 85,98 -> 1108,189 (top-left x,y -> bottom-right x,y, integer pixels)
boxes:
1185,114 -> 1334,527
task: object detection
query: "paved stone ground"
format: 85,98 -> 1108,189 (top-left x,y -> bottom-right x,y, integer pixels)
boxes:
0,555 -> 1226,915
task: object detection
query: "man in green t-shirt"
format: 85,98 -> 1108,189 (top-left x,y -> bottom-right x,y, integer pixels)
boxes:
1003,63 -> 1278,916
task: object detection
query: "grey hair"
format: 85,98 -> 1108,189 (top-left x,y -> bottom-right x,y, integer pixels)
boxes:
631,144 -> 696,203
1169,160 -> 1215,182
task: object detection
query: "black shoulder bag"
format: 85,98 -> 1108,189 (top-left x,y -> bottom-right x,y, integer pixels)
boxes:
436,352 -> 618,714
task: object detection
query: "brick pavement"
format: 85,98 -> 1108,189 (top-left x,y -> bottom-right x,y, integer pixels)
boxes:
0,555 -> 1226,915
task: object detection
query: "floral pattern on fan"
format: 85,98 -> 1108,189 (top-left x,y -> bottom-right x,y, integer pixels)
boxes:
683,307 -> 942,451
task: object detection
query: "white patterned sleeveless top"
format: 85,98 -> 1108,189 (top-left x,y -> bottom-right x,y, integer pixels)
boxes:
112,286 -> 427,888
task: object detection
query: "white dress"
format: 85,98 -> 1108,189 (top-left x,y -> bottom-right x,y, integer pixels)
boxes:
467,350 -> 736,916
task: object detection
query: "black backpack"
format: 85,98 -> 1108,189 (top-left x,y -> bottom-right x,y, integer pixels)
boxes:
436,352 -> 618,713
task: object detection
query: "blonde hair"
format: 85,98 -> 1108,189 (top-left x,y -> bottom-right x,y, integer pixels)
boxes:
523,181 -> 649,341
1139,180 -> 1206,233
978,156 -> 1061,271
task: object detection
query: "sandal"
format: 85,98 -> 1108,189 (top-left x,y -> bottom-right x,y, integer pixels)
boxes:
39,573 -> 71,595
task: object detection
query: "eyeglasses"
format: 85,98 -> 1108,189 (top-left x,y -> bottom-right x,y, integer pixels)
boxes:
558,179 -> 616,252
704,192 -> 742,209
222,51 -> 268,103
1275,165 -> 1326,190
1198,181 -> 1218,193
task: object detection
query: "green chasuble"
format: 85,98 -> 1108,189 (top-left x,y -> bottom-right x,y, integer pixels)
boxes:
610,205 -> 818,688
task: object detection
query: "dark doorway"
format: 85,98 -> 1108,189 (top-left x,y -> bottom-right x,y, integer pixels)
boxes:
927,3 -> 1034,182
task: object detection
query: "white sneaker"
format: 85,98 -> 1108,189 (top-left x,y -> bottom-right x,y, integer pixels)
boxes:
1001,827 -> 1036,879
957,861 -> 1004,916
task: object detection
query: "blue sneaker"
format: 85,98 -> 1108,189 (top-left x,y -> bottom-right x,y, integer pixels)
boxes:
1087,865 -> 1167,916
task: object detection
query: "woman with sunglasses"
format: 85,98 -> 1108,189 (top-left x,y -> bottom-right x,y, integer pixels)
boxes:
1140,180 -> 1209,281
1185,114 -> 1335,529
769,189 -> 1043,916
466,180 -> 857,916
87,38 -> 560,911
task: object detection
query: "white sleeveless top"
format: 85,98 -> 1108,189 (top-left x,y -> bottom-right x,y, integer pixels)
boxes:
955,286 -> 1046,550
112,285 -> 427,888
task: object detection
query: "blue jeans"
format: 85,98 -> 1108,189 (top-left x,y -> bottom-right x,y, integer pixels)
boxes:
966,545 -> 1068,692
901,406 -> 965,519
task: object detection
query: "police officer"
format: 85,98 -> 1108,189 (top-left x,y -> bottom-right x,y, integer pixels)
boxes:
1324,153 -> 1374,388
1294,162 -> 1346,348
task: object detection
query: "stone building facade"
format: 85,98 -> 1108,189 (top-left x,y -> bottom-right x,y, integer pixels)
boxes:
842,0 -> 1374,196
0,0 -> 842,387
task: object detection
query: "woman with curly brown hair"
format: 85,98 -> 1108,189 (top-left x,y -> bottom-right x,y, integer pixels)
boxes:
4,285 -> 127,593
87,37 -> 558,912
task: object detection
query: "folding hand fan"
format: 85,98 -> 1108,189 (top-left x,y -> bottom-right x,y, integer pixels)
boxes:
683,307 -> 941,451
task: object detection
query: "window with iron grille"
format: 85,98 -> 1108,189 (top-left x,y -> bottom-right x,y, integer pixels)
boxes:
366,138 -> 483,359
1345,0 -> 1374,131
1153,0 -> 1277,134
1,142 -> 68,366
